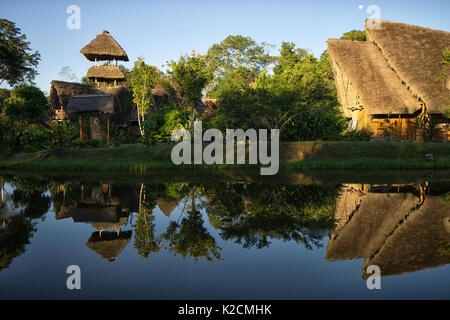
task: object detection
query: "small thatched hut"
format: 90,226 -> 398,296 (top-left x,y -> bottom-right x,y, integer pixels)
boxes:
328,20 -> 450,141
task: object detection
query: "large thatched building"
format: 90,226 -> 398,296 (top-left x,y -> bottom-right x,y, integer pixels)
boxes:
328,20 -> 450,141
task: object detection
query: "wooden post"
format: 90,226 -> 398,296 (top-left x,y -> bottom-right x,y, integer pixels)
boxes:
79,114 -> 83,141
107,115 -> 110,145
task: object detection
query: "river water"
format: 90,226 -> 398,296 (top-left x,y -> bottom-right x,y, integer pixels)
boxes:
0,171 -> 449,299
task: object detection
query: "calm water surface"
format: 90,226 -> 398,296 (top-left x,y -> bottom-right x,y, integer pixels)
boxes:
0,172 -> 449,299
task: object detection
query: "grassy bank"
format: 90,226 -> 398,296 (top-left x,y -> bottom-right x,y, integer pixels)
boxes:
0,141 -> 449,172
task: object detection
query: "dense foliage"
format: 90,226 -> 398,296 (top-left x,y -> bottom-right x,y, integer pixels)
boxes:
0,19 -> 40,86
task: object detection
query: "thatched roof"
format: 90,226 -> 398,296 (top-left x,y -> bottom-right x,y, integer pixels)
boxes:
328,20 -> 450,116
80,30 -> 129,62
365,20 -> 450,114
86,230 -> 132,261
86,65 -> 125,81
66,94 -> 117,114
328,39 -> 422,115
50,80 -> 98,110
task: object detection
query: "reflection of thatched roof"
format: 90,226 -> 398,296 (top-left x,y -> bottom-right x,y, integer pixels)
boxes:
68,206 -> 121,223
327,192 -> 419,261
85,230 -> 132,261
66,94 -> 116,114
80,30 -> 129,62
157,198 -> 180,216
86,65 -> 125,81
92,217 -> 128,231
362,196 -> 450,278
327,191 -> 450,278
328,20 -> 450,116
365,20 -> 450,114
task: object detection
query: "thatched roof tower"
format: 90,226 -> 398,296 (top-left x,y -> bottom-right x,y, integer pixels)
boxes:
80,30 -> 128,62
81,30 -> 128,85
86,65 -> 125,82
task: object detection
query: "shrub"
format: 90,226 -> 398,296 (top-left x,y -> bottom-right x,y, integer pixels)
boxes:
143,104 -> 186,145
49,120 -> 78,147
3,85 -> 49,122
20,123 -> 51,151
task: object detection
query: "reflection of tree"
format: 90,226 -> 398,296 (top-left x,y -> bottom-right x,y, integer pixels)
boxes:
161,189 -> 222,263
133,184 -> 160,258
0,177 -> 50,271
0,215 -> 35,270
205,183 -> 340,249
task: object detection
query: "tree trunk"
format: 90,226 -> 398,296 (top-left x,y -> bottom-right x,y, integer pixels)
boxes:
191,106 -> 195,137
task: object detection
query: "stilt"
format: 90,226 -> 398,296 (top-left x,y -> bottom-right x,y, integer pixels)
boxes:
107,115 -> 110,145
79,114 -> 83,141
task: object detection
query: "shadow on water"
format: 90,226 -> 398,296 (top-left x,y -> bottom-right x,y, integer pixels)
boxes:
0,170 -> 449,298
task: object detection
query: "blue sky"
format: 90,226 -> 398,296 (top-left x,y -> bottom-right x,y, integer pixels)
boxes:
1,0 -> 449,92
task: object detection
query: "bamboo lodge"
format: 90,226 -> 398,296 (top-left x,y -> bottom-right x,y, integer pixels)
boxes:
328,20 -> 450,141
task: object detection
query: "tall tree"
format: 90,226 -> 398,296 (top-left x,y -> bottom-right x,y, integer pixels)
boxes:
167,52 -> 213,135
129,57 -> 160,136
207,35 -> 272,79
0,19 -> 40,86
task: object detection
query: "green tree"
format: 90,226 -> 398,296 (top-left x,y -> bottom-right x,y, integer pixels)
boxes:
0,19 -> 40,86
340,30 -> 367,41
167,52 -> 213,135
207,35 -> 272,79
273,41 -> 309,75
129,57 -> 160,136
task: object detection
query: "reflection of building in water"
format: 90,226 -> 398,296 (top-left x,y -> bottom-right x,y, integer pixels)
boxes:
50,183 -> 138,261
156,198 -> 181,217
327,183 -> 450,278
86,230 -> 132,262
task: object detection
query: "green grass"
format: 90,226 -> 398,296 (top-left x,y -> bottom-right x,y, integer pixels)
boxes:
0,141 -> 449,173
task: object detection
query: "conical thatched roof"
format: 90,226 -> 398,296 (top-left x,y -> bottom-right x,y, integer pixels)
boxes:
85,230 -> 132,261
80,30 -> 129,62
328,20 -> 450,116
86,65 -> 125,82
